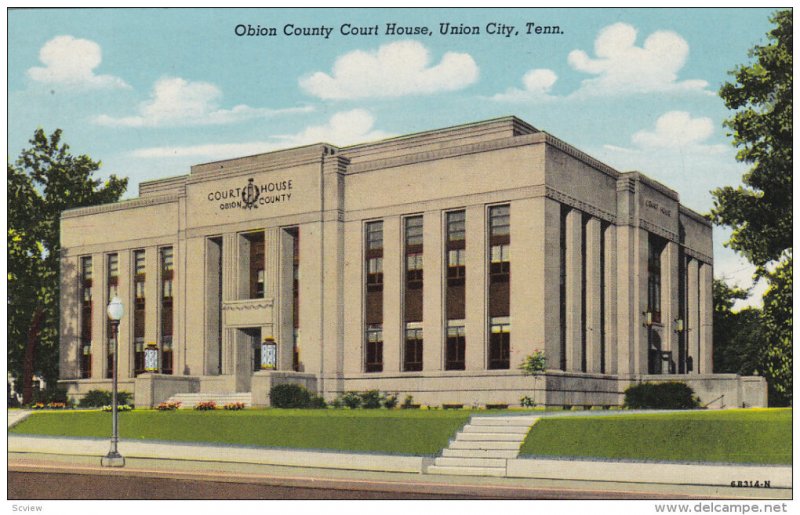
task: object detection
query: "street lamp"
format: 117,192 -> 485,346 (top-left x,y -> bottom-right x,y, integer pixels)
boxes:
101,296 -> 125,467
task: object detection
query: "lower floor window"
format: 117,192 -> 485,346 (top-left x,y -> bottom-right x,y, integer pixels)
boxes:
161,336 -> 173,375
489,321 -> 510,369
365,324 -> 383,372
80,340 -> 92,378
404,327 -> 423,372
134,338 -> 145,376
106,337 -> 115,379
446,325 -> 465,370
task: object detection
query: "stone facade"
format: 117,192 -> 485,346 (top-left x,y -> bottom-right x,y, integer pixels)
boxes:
58,116 -> 766,408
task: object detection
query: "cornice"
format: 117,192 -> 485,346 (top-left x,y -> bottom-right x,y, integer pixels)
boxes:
679,205 -> 713,228
544,186 -> 617,224
684,247 -> 714,265
640,219 -> 680,243
542,133 -> 620,180
188,144 -> 333,184
61,194 -> 177,219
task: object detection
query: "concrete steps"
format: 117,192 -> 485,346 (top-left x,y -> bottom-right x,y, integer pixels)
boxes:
165,392 -> 253,408
427,415 -> 540,477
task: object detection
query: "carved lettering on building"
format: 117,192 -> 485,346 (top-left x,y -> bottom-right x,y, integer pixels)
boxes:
645,199 -> 672,218
207,177 -> 293,211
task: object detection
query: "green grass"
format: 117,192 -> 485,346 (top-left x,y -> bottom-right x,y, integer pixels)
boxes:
10,409 -> 471,456
519,409 -> 791,465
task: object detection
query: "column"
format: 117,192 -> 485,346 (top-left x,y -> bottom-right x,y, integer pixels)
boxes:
662,241 -> 680,373
584,218 -> 602,373
382,216 -> 402,373
144,246 -> 159,359
278,228 -> 295,371
342,220 -> 363,374
116,250 -> 131,379
564,209 -> 583,372
635,229 -> 650,375
699,262 -> 714,374
221,234 -> 237,375
422,210 -> 443,371
615,226 -> 636,375
465,204 -> 486,370
59,255 -> 80,379
686,258 -> 700,375
90,252 -> 105,379
603,224 -> 618,375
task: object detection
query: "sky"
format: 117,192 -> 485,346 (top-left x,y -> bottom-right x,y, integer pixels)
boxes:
7,6 -> 784,308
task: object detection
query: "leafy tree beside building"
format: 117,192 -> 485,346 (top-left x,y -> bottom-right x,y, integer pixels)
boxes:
710,9 -> 792,406
8,129 -> 127,403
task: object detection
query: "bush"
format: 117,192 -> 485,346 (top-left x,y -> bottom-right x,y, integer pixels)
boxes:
360,390 -> 383,409
194,401 -> 217,411
340,391 -> 362,409
224,402 -> 246,410
269,383 -> 320,408
382,393 -> 399,409
78,389 -> 132,408
401,395 -> 416,409
624,382 -> 700,410
156,401 -> 181,411
520,351 -> 547,375
520,396 -> 535,407
102,404 -> 133,412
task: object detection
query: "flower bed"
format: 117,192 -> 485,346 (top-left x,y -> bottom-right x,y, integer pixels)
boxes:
194,401 -> 217,411
157,401 -> 182,411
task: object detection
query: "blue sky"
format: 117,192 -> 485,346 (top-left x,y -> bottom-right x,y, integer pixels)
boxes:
7,7 -> 783,305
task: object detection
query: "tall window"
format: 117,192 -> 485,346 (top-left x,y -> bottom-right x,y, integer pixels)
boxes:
364,221 -> 383,372
80,256 -> 93,378
287,227 -> 300,372
446,324 -> 466,371
445,210 -> 466,370
246,232 -> 265,299
489,319 -> 510,370
404,216 -> 423,371
160,247 -> 174,374
133,250 -> 146,376
488,205 -> 510,369
648,234 -> 665,323
559,205 -> 569,371
106,254 -> 118,379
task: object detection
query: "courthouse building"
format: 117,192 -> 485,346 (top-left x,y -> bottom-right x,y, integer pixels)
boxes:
58,116 -> 767,408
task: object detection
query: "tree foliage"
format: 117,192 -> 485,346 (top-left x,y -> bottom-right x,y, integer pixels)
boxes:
710,10 -> 792,406
712,279 -> 764,377
711,9 -> 792,268
7,129 -> 127,393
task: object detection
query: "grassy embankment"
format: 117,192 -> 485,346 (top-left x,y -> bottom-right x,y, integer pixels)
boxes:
10,409 -> 471,456
519,408 -> 791,465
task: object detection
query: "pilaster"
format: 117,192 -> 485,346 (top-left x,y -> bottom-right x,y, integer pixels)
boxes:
422,210 -> 443,371
465,204 -> 486,370
90,252 -> 105,379
564,209 -> 583,372
699,262 -> 714,374
382,216 -> 402,373
687,258 -> 700,375
584,217 -> 602,373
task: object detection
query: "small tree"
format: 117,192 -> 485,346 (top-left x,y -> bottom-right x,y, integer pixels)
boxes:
519,351 -> 547,375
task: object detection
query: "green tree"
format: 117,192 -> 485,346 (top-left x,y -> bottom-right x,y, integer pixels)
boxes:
710,9 -> 792,406
8,129 -> 127,402
712,279 -> 764,377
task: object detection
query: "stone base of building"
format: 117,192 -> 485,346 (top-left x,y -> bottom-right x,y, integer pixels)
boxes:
60,371 -> 767,409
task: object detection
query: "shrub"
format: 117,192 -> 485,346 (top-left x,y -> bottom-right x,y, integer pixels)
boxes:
401,395 -> 416,409
520,395 -> 535,408
102,404 -> 133,412
308,395 -> 327,409
341,391 -> 362,409
156,401 -> 181,411
624,382 -> 700,410
360,390 -> 383,409
269,383 -> 313,408
194,401 -> 217,411
520,351 -> 547,375
382,393 -> 399,409
224,402 -> 246,410
78,389 -> 133,408
33,385 -> 69,405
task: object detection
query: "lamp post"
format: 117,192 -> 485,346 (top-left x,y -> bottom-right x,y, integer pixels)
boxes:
101,296 -> 125,467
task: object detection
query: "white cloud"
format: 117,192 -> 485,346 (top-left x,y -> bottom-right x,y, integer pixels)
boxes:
630,111 -> 726,152
567,23 -> 709,97
491,68 -> 558,102
131,109 -> 392,160
300,40 -> 479,100
94,77 -> 312,127
27,35 -> 129,89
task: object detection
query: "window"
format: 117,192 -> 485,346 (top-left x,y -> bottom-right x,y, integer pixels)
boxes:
365,324 -> 383,372
404,216 -> 424,325
488,205 -> 511,322
446,210 -> 466,326
447,211 -> 465,243
106,254 -> 118,379
364,222 -> 384,372
160,247 -> 174,375
404,326 -> 423,372
446,324 -> 466,370
80,257 -> 93,379
133,250 -> 146,376
648,234 -> 665,324
244,232 -> 265,299
489,319 -> 510,370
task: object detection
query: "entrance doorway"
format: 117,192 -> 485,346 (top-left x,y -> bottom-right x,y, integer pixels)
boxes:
236,327 -> 261,391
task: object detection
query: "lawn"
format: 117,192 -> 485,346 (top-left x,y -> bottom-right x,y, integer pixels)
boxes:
10,409 -> 471,456
519,408 -> 791,465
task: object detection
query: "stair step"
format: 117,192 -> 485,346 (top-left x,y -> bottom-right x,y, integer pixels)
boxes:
434,457 -> 507,467
462,424 -> 530,434
442,448 -> 519,459
470,416 -> 540,426
427,465 -> 507,477
455,432 -> 526,442
449,440 -> 521,450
